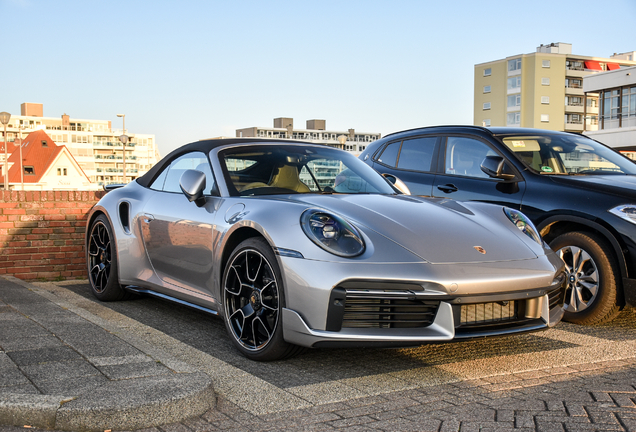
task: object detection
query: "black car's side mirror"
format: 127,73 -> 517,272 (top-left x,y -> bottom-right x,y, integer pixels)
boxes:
180,169 -> 207,207
381,173 -> 411,195
481,156 -> 515,180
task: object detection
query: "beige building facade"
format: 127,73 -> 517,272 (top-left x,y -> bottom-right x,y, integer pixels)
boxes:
0,103 -> 160,188
236,118 -> 381,155
474,43 -> 636,132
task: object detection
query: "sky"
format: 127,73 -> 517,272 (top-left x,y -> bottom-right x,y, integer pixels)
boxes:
2,0 -> 636,156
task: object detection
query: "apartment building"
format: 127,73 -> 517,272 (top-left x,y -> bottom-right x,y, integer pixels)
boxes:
474,43 -> 636,132
236,118 -> 380,155
583,64 -> 636,153
0,103 -> 160,187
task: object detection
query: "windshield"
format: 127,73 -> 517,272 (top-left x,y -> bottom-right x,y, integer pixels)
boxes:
219,144 -> 397,196
500,134 -> 636,175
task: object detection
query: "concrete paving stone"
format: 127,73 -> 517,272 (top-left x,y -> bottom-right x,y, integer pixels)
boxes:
0,367 -> 31,387
458,421 -> 515,432
34,374 -> 110,395
0,320 -> 48,340
586,409 -> 624,424
0,335 -> 65,352
19,359 -> 101,386
181,416 -> 222,431
515,413 -> 536,428
341,395 -> 387,408
367,417 -> 435,432
154,423 -> 194,432
302,401 -> 352,415
370,407 -> 418,422
88,353 -> 153,366
6,346 -> 82,366
96,360 -> 172,380
0,310 -> 21,320
0,352 -> 14,370
56,327 -> 144,358
326,415 -> 375,428
564,400 -> 589,416
413,400 -> 457,413
534,420 -> 566,432
0,383 -> 40,395
494,408 -> 514,422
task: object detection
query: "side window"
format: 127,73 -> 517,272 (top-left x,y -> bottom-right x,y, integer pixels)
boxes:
149,167 -> 168,191
375,141 -> 401,167
155,152 -> 216,194
444,137 -> 496,179
396,137 -> 437,172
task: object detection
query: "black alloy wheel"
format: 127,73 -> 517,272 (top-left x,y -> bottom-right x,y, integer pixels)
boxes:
222,237 -> 302,361
87,214 -> 128,301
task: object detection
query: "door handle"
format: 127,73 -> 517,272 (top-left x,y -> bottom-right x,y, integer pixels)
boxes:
142,213 -> 155,223
437,184 -> 458,193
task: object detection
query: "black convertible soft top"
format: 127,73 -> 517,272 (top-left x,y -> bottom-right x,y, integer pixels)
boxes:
135,138 -> 309,188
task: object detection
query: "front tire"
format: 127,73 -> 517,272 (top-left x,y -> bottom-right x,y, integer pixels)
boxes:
222,237 -> 301,361
550,231 -> 620,325
87,214 -> 129,301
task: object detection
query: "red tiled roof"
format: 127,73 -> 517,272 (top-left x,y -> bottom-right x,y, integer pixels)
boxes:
4,130 -> 89,185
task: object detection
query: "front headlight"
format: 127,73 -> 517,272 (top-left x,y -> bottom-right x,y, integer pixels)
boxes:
300,209 -> 365,257
504,207 -> 542,245
609,205 -> 636,225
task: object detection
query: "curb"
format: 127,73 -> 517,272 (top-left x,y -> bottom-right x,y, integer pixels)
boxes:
0,276 -> 216,431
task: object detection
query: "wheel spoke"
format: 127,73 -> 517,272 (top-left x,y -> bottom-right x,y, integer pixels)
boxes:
246,251 -> 262,283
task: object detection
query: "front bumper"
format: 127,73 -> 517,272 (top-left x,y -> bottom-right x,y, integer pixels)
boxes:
283,288 -> 565,348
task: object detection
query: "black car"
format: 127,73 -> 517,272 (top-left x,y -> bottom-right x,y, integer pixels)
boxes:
361,126 -> 636,325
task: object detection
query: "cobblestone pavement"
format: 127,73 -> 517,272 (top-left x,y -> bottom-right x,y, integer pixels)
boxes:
1,280 -> 635,431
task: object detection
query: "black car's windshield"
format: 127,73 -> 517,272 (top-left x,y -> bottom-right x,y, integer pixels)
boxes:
500,134 -> 636,175
219,144 -> 397,196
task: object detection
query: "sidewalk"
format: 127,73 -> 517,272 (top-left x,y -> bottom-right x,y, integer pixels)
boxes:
0,276 -> 215,431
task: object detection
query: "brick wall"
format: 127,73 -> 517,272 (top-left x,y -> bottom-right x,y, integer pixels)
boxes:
0,190 -> 106,281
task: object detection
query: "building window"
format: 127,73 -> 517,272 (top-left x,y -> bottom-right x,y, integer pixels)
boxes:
507,112 -> 521,126
566,60 -> 584,71
57,168 -> 68,176
483,85 -> 491,93
484,68 -> 491,76
587,98 -> 598,108
508,58 -> 522,72
41,140 -> 48,147
566,114 -> 583,124
483,102 -> 491,110
565,78 -> 582,89
507,76 -> 521,91
541,114 -> 550,122
483,119 -> 491,127
541,77 -> 550,86
541,96 -> 550,104
566,96 -> 583,107
507,94 -> 521,108
24,166 -> 35,175
542,60 -> 551,68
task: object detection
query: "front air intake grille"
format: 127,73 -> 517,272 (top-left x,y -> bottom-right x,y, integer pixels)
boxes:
547,285 -> 565,310
342,297 -> 439,329
459,301 -> 517,326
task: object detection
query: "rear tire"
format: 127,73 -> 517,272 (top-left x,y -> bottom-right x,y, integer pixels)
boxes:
550,231 -> 620,325
222,237 -> 303,361
87,214 -> 129,301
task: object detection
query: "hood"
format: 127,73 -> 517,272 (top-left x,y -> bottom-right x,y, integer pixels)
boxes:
291,194 -> 538,264
549,175 -> 636,201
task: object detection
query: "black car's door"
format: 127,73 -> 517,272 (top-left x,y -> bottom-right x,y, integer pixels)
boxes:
431,135 -> 525,208
369,136 -> 440,196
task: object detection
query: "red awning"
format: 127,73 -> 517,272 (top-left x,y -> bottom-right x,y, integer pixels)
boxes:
607,63 -> 620,70
585,60 -> 602,70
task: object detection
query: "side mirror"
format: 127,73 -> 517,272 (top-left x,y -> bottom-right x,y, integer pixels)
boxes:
480,156 -> 515,180
381,173 -> 411,195
180,169 -> 207,206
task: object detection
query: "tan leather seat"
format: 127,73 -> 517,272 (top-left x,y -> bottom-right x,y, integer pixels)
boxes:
269,165 -> 310,192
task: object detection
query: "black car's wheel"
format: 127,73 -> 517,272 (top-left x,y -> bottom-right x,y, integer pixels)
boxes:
550,231 -> 620,325
87,214 -> 128,301
222,237 -> 302,361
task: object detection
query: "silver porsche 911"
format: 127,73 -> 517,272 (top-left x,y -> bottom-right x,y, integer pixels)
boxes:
86,138 -> 566,361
